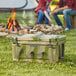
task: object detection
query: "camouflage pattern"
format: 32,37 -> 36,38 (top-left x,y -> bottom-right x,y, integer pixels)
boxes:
12,34 -> 66,63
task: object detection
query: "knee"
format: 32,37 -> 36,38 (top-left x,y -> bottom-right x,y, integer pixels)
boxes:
63,9 -> 71,15
39,10 -> 44,15
46,9 -> 50,15
63,10 -> 68,15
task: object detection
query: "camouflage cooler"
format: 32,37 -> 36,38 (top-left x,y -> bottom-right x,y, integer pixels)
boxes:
12,33 -> 66,63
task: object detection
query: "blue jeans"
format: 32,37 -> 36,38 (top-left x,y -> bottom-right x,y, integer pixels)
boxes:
37,9 -> 50,24
53,9 -> 72,29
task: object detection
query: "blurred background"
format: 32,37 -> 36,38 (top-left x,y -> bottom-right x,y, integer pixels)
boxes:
0,0 -> 62,26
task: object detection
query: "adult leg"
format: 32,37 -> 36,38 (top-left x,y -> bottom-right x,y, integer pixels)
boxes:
37,10 -> 44,24
63,9 -> 72,29
53,11 -> 63,26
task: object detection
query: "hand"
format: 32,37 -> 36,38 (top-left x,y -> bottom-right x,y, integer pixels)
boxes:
53,9 -> 59,13
49,19 -> 53,24
51,11 -> 54,15
51,9 -> 59,15
44,11 -> 53,24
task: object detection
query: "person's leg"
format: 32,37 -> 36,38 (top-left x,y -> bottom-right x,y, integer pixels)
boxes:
44,9 -> 50,24
37,10 -> 44,24
53,11 -> 63,26
63,9 -> 72,29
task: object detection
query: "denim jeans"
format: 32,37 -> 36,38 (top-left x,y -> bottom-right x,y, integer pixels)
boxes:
37,9 -> 50,24
53,9 -> 72,29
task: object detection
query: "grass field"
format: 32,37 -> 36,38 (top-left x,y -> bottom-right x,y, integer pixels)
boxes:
0,12 -> 76,76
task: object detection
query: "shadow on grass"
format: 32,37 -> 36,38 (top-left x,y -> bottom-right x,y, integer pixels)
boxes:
64,54 -> 76,63
59,54 -> 76,65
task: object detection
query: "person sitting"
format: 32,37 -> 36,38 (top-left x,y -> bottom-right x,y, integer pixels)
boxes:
34,0 -> 54,26
51,0 -> 75,31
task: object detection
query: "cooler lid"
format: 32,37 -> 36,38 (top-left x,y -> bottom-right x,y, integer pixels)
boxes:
12,33 -> 66,42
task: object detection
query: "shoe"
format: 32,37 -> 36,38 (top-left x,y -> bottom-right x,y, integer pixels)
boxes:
64,28 -> 70,31
50,23 -> 54,26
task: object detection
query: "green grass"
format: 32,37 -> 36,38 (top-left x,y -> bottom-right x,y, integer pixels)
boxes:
0,12 -> 76,76
0,30 -> 76,76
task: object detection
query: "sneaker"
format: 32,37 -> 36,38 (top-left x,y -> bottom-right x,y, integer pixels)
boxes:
64,28 -> 70,31
50,23 -> 55,26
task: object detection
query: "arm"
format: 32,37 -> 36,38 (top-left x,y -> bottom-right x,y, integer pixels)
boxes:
51,0 -> 72,15
51,6 -> 69,15
44,11 -> 53,23
56,6 -> 69,11
48,1 -> 52,10
43,0 -> 53,24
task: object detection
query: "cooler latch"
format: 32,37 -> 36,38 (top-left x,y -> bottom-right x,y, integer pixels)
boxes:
49,39 -> 52,48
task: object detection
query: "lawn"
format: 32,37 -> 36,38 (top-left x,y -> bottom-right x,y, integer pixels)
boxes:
0,12 -> 76,76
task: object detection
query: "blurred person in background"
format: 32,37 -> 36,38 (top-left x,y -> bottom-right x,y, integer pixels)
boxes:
51,0 -> 76,31
35,0 -> 54,26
